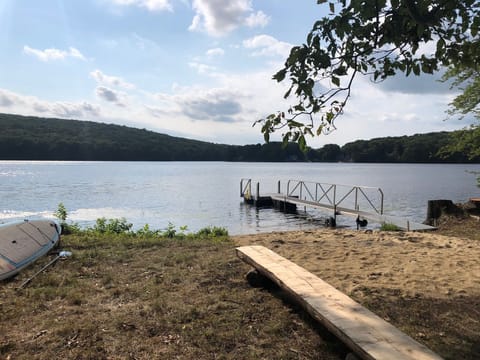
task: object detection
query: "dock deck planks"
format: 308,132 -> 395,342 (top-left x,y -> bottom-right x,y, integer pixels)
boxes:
236,245 -> 443,360
269,194 -> 435,231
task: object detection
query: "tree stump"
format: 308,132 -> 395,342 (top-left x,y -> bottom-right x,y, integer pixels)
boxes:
424,200 -> 463,226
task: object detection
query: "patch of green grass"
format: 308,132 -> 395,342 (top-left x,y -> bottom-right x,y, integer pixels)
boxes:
0,233 -> 344,359
380,223 -> 402,231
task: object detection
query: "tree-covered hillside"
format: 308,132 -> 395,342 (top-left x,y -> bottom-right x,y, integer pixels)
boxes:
0,113 -> 306,161
0,113 -> 232,161
339,132 -> 475,163
0,113 -> 477,163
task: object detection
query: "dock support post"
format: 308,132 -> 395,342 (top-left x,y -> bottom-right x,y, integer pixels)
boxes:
354,187 -> 358,210
256,182 -> 260,200
277,180 -> 281,194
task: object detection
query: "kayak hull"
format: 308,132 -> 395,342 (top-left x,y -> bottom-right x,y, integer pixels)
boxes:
0,220 -> 61,281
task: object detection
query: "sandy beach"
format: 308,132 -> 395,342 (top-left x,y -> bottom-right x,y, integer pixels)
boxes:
233,228 -> 480,301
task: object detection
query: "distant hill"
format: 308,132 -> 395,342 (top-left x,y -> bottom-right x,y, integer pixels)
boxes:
310,132 -> 478,163
0,113 -> 305,161
0,113 -> 477,162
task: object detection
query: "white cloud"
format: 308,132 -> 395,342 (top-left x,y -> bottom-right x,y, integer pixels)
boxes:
107,0 -> 173,12
38,101 -> 101,118
189,61 -> 217,75
0,89 -> 23,107
245,10 -> 270,28
179,88 -> 244,123
95,86 -> 127,107
23,46 -> 86,62
243,35 -> 292,58
0,88 -> 100,119
150,87 -> 247,124
378,71 -> 450,95
90,69 -> 135,89
189,0 -> 268,36
206,47 -> 224,57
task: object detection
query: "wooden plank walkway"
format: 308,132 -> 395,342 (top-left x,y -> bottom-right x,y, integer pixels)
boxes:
269,195 -> 435,231
236,245 -> 443,360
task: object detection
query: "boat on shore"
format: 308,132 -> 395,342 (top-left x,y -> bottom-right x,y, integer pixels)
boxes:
0,219 -> 61,281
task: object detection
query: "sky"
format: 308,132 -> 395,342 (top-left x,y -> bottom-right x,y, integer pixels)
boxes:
0,0 -> 470,148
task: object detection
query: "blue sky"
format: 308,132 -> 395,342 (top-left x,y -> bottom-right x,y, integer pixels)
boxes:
0,0 -> 468,147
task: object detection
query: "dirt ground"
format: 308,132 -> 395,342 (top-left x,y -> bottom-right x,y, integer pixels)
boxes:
232,215 -> 480,359
0,214 -> 479,359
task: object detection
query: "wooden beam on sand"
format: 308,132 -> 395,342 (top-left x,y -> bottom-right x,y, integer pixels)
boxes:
236,245 -> 443,360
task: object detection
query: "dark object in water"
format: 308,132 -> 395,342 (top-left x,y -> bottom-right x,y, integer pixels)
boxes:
356,216 -> 368,229
325,217 -> 336,227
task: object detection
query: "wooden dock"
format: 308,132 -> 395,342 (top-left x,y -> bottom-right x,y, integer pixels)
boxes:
236,245 -> 443,360
270,195 -> 434,231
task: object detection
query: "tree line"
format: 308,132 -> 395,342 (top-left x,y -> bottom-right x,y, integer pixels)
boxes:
0,113 -> 477,163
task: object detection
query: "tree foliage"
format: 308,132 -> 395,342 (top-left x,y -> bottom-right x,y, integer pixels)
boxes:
0,112 -> 477,163
443,65 -> 480,121
440,61 -> 480,159
255,0 -> 480,150
0,113 -> 307,162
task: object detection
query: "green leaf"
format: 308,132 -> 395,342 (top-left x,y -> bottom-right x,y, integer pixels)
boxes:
264,131 -> 270,143
298,135 -> 307,152
412,63 -> 420,76
288,120 -> 304,128
294,104 -> 305,112
273,69 -> 286,82
331,76 -> 340,87
326,111 -> 334,123
316,124 -> 324,136
436,38 -> 446,55
329,2 -> 335,13
304,127 -> 314,137
284,87 -> 292,99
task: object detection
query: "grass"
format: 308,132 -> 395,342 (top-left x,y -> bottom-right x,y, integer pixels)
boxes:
379,222 -> 401,231
1,218 -> 479,359
0,232 -> 345,360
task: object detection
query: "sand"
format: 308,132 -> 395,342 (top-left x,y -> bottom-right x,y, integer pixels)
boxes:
232,229 -> 480,300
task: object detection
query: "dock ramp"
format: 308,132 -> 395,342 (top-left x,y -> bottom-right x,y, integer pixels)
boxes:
237,245 -> 443,360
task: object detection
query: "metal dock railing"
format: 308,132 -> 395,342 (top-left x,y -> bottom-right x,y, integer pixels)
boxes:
240,179 -> 435,231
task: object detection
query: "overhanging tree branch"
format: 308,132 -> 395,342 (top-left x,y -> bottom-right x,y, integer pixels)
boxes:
255,0 -> 480,151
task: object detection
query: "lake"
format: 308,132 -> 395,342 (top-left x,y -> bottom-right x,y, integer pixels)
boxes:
0,161 -> 479,234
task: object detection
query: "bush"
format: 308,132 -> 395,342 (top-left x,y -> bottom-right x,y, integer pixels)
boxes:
52,203 -> 229,240
136,223 -> 160,237
93,217 -> 133,234
195,226 -> 229,238
54,202 -> 68,222
54,203 -> 80,234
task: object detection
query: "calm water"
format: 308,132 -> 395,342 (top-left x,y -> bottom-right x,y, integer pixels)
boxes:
0,161 -> 479,234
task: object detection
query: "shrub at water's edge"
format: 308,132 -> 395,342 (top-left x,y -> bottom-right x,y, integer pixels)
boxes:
53,203 -> 229,241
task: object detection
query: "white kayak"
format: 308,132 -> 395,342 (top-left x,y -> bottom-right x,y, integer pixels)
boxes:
0,219 -> 61,281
